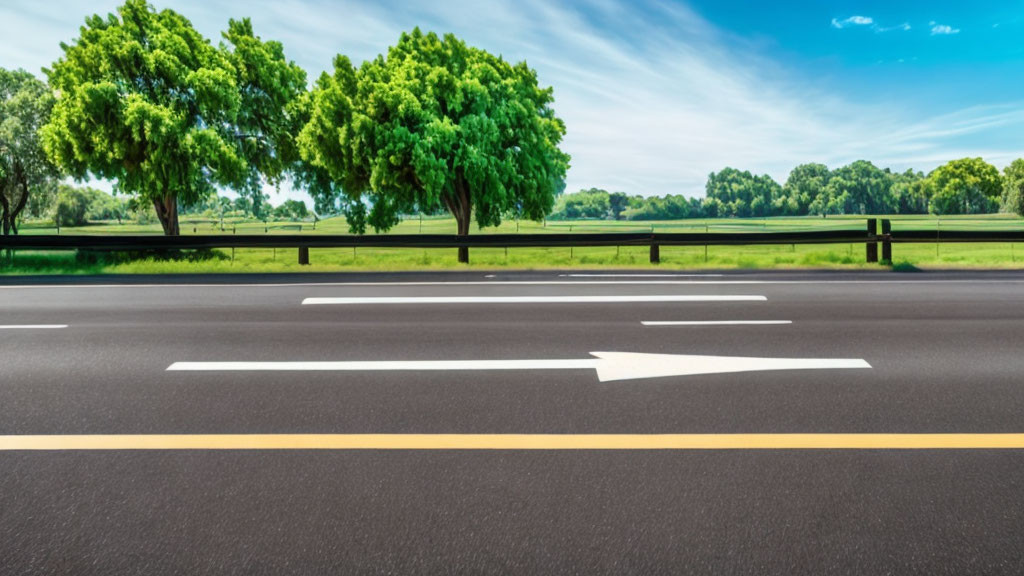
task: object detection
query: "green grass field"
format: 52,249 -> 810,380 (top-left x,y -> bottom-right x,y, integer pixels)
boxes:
5,213 -> 1024,274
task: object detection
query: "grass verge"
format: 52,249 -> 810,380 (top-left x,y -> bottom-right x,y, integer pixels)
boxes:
4,241 -> 1024,275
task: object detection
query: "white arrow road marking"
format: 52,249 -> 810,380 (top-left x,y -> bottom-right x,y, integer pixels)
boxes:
301,295 -> 766,305
168,352 -> 870,382
0,325 -> 68,329
642,320 -> 791,326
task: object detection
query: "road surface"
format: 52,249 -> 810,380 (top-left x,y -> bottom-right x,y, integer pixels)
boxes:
2,269 -> 1024,574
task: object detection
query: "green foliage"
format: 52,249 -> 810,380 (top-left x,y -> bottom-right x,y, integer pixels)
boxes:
42,1 -> 303,235
1000,159 -> 1024,216
826,160 -> 893,215
928,157 -> 1002,215
608,192 -> 628,220
549,188 -> 610,219
25,180 -> 58,219
50,184 -> 128,225
0,68 -> 58,234
784,163 -> 830,215
889,169 -> 930,215
624,194 -> 699,220
299,28 -> 570,247
273,199 -> 309,220
548,189 -> 703,221
704,168 -> 782,217
83,188 -> 129,221
220,18 -> 308,212
53,185 -> 90,226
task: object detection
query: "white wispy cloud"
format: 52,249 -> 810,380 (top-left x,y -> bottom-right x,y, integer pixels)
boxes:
930,23 -> 960,35
879,22 -> 912,32
0,0 -> 1016,202
832,15 -> 911,34
831,15 -> 874,29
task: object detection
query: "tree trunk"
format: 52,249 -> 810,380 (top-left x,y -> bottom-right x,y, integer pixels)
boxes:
452,179 -> 472,264
152,194 -> 180,236
8,179 -> 29,235
0,189 -> 10,236
455,205 -> 470,264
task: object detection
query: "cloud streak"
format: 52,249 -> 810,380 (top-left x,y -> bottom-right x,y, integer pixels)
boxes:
831,15 -> 874,29
930,23 -> 960,35
831,15 -> 912,34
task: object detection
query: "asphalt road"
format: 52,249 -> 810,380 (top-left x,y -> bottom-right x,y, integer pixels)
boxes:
3,269 -> 1024,574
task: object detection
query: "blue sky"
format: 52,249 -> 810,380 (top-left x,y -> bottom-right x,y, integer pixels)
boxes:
1,0 -> 1022,202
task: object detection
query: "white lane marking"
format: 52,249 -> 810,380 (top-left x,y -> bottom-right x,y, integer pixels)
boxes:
168,351 -> 870,382
559,273 -> 724,278
301,295 -> 767,305
642,320 -> 791,326
0,325 -> 68,329
2,280 -> 1024,289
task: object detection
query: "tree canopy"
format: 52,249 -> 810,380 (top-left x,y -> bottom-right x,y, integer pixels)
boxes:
1001,159 -> 1024,217
928,157 -> 1002,215
0,68 -> 58,235
705,168 -> 783,218
42,0 -> 304,235
300,28 -> 570,261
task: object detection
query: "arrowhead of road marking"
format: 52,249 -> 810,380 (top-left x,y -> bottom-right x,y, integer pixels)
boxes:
589,351 -> 872,382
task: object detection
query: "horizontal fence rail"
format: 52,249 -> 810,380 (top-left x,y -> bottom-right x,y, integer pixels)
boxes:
0,230 -> 877,250
3,219 -> 1022,265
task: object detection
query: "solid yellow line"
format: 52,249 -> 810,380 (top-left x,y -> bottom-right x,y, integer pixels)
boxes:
4,434 -> 1024,450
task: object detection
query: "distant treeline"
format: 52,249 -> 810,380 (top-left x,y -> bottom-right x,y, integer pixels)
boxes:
550,158 -> 1024,220
27,184 -> 312,227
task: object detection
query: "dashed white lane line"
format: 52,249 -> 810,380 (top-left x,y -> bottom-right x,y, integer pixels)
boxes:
0,325 -> 68,329
558,274 -> 725,278
302,295 -> 767,305
642,320 -> 791,326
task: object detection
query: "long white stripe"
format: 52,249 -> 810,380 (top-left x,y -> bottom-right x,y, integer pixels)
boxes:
169,359 -> 598,372
642,320 -> 791,326
0,325 -> 68,329
302,295 -> 767,305
558,274 -> 725,278
3,280 -> 1024,289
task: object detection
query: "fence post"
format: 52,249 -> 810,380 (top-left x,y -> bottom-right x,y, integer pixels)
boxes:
881,219 -> 892,263
650,243 -> 660,264
866,218 -> 878,263
298,246 -> 309,265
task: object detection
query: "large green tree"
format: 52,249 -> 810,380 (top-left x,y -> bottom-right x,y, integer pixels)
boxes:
300,28 -> 570,262
220,17 -> 308,216
0,68 -> 58,235
42,1 -> 304,235
928,157 -> 1002,215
